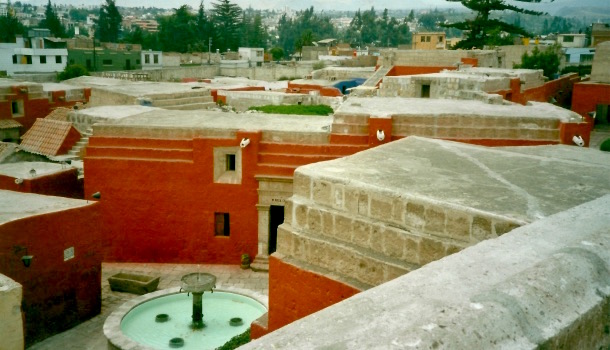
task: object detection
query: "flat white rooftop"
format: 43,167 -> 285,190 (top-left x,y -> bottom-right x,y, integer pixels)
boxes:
0,162 -> 74,179
0,190 -> 92,224
336,97 -> 583,121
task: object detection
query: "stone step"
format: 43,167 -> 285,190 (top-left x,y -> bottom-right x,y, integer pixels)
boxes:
148,89 -> 212,100
250,255 -> 269,272
162,102 -> 216,111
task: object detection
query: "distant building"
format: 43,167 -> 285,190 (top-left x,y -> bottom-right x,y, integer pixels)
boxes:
557,33 -> 586,48
412,32 -> 446,50
66,38 -> 142,72
591,23 -> 610,47
0,29 -> 68,76
141,50 -> 163,70
238,48 -> 264,67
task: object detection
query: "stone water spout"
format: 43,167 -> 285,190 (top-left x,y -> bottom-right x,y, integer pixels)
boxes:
180,273 -> 216,329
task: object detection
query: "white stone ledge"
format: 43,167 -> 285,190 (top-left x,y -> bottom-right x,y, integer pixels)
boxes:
244,195 -> 610,349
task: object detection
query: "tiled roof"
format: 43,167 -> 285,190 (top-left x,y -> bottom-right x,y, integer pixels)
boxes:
45,107 -> 71,121
0,119 -> 22,129
20,119 -> 74,156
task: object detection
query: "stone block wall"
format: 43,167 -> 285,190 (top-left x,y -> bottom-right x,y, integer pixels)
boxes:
246,196 -> 610,349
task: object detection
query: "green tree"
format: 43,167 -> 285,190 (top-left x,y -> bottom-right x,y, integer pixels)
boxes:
58,64 -> 89,81
269,47 -> 284,61
276,7 -> 335,58
514,45 -> 560,78
419,9 -> 445,31
407,9 -> 415,22
196,1 -> 213,52
40,0 -> 65,38
96,0 -> 122,43
443,0 -> 554,49
0,1 -> 26,43
212,0 -> 242,52
158,5 -> 196,53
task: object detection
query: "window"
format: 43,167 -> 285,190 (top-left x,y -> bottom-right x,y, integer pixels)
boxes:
56,55 -> 62,64
11,100 -> 24,117
580,54 -> 593,63
102,59 -> 112,65
153,54 -> 158,64
214,213 -> 230,236
438,36 -> 443,42
420,36 -> 425,42
145,54 -> 150,64
421,84 -> 430,98
563,36 -> 574,43
12,55 -> 17,64
136,59 -> 140,64
226,154 -> 236,171
40,56 -> 47,64
426,36 -> 431,42
26,55 -> 32,64
213,147 -> 242,184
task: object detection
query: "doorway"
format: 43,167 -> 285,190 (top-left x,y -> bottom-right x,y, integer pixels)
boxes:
125,59 -> 131,70
268,205 -> 284,255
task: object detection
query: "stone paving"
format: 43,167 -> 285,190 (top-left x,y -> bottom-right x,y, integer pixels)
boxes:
27,262 -> 269,350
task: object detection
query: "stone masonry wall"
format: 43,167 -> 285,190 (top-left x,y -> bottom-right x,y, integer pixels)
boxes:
245,195 -> 610,349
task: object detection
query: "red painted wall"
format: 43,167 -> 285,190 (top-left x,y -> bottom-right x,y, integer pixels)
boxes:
258,254 -> 360,336
84,132 -> 262,264
387,66 -> 457,76
0,201 -> 101,347
0,85 -> 89,133
0,168 -> 83,198
572,82 -> 610,123
286,82 -> 343,97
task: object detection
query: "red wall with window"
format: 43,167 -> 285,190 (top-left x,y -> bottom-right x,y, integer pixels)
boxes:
84,131 -> 262,264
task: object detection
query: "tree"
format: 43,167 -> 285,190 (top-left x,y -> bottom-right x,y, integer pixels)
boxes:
96,0 -> 122,43
0,1 -> 26,43
443,0 -> 554,49
212,0 -> 242,53
158,5 -> 196,53
40,0 -> 65,38
269,47 -> 283,61
514,45 -> 560,78
419,9 -> 445,31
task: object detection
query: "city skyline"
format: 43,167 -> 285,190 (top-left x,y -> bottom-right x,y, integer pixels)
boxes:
9,0 -> 608,13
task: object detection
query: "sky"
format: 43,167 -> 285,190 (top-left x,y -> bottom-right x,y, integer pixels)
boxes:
12,0 -> 609,12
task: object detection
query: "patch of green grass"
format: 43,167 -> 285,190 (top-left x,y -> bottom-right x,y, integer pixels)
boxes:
248,104 -> 333,116
216,329 -> 250,350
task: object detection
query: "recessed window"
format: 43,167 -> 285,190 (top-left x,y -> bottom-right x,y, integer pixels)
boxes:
421,84 -> 430,98
12,55 -> 17,64
153,54 -> 159,64
26,56 -> 32,64
563,36 -> 574,43
102,59 -> 112,65
40,56 -> 47,64
438,36 -> 443,42
213,147 -> 242,184
226,154 -> 236,171
145,55 -> 150,64
214,213 -> 230,236
420,36 -> 425,42
56,55 -> 62,64
11,100 -> 24,117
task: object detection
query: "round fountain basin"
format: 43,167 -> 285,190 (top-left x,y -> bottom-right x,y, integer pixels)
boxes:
118,291 -> 265,350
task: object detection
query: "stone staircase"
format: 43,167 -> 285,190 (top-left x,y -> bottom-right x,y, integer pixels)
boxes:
148,90 -> 216,110
350,66 -> 392,97
67,127 -> 92,159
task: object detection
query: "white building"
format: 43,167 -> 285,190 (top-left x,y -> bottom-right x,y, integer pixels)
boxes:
141,50 -> 163,70
238,47 -> 264,67
0,29 -> 68,76
557,33 -> 586,48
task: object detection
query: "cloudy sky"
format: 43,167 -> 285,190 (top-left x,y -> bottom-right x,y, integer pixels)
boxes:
15,0 -> 609,12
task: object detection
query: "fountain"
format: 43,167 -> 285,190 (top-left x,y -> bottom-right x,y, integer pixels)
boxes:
180,273 -> 216,329
104,272 -> 267,350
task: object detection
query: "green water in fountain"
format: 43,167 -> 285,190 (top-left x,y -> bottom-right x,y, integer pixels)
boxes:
121,292 -> 266,350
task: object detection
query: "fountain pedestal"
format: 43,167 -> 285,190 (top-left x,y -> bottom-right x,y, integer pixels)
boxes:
180,273 -> 216,329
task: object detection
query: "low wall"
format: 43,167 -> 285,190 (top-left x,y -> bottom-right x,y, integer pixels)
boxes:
244,195 -> 610,349
219,90 -> 342,112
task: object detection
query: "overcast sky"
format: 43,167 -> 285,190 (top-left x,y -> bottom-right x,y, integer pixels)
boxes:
15,0 -> 609,12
